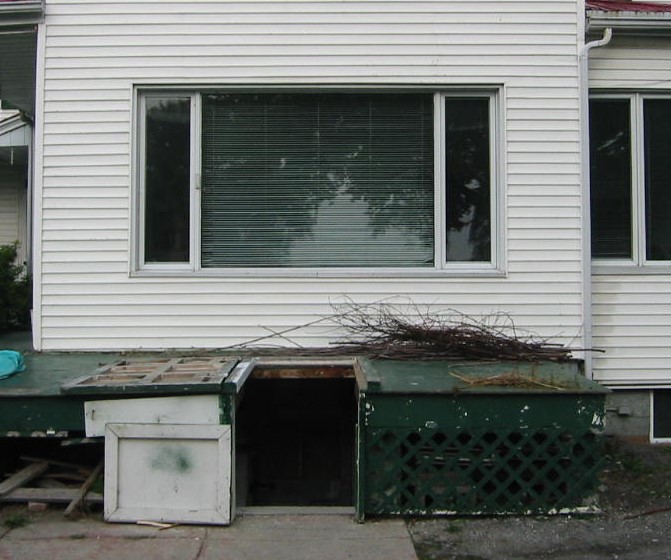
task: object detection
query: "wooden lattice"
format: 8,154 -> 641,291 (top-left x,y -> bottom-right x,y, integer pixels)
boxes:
364,427 -> 602,515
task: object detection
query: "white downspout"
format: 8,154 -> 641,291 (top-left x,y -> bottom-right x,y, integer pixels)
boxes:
579,27 -> 612,379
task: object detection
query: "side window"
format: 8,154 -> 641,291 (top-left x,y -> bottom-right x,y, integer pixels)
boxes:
589,98 -> 632,259
643,99 -> 671,261
590,96 -> 671,266
445,97 -> 492,263
141,96 -> 192,264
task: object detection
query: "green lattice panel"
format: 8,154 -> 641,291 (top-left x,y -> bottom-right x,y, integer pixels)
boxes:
364,427 -> 603,515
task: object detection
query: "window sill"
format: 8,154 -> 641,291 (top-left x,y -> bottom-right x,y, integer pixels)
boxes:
592,263 -> 671,276
131,267 -> 507,280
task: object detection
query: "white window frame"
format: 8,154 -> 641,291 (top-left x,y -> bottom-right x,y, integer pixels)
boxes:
650,389 -> 671,444
135,91 -> 199,272
133,88 -> 504,278
592,92 -> 671,274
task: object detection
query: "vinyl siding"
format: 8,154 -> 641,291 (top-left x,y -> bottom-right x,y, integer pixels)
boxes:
37,0 -> 584,351
0,172 -> 21,246
589,35 -> 671,91
590,35 -> 671,387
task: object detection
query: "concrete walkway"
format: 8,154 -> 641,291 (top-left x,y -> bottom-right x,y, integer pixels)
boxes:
0,512 -> 418,560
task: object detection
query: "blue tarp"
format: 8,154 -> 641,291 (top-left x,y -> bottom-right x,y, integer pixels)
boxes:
0,350 -> 25,380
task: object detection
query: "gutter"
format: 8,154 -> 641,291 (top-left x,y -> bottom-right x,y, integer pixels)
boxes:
0,1 -> 43,14
588,11 -> 671,33
579,27 -> 612,380
0,0 -> 43,25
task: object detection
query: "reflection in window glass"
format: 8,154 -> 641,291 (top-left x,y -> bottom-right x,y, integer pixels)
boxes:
201,93 -> 434,268
644,99 -> 671,261
144,97 -> 191,263
590,99 -> 632,259
445,98 -> 491,262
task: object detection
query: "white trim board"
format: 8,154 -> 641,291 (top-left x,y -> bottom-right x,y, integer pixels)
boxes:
104,423 -> 232,525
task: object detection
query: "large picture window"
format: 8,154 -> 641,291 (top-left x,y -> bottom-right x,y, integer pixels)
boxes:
137,90 -> 499,274
590,95 -> 671,265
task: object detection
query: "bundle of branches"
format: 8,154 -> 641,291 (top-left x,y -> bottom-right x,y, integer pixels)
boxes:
330,301 -> 574,362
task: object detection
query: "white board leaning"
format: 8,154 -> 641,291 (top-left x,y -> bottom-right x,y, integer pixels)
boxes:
104,423 -> 232,525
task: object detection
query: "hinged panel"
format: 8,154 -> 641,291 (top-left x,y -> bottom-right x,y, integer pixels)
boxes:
61,357 -> 239,395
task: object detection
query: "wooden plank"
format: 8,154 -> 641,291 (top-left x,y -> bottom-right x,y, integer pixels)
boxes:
0,462 -> 49,497
252,366 -> 354,379
61,357 -> 239,395
353,360 -> 367,391
64,459 -> 104,518
21,456 -> 92,474
255,357 -> 356,367
84,394 -> 222,437
0,488 -> 103,504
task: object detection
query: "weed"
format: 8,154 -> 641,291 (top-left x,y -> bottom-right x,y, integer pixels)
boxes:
447,523 -> 462,533
3,514 -> 29,529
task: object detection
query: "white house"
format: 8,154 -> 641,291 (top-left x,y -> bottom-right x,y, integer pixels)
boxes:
1,0 -> 670,441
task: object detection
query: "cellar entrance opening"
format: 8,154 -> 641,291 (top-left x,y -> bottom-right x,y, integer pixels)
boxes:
235,366 -> 357,508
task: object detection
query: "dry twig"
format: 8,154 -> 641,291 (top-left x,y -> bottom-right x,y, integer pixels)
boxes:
329,300 -> 575,362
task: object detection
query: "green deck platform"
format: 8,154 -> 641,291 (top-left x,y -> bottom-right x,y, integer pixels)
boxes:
2,332 -> 609,516
0,332 -> 251,435
357,359 -> 609,516
0,331 -> 128,435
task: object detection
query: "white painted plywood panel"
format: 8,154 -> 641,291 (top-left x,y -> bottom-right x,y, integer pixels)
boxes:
85,395 -> 223,437
105,423 -> 231,525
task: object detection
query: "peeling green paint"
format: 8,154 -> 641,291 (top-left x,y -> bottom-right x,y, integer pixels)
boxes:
149,446 -> 193,474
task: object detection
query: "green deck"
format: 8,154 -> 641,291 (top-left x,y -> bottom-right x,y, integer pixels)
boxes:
357,359 -> 608,517
0,331 -> 128,435
359,358 -> 608,395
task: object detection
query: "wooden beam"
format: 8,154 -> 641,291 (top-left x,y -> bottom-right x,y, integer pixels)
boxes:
63,459 -> 104,518
0,462 -> 49,497
252,366 -> 354,379
21,456 -> 92,474
0,488 -> 103,504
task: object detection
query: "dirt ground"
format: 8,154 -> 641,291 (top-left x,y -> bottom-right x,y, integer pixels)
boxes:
408,436 -> 671,560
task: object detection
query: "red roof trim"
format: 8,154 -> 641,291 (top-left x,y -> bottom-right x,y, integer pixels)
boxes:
587,1 -> 671,12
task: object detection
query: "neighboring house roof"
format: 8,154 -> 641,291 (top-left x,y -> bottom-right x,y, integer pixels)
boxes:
587,0 -> 671,31
0,113 -> 29,147
587,0 -> 671,12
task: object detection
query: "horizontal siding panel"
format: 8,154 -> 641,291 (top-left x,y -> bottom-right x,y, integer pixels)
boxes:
594,358 -> 671,371
39,280 -> 581,297
506,222 -> 581,234
593,372 -> 671,387
590,36 -> 671,90
593,269 -> 671,385
38,314 -> 580,330
0,183 -> 20,245
45,2 -> 578,15
44,144 -> 127,157
509,239 -> 580,251
43,133 -> 129,146
42,261 -> 129,274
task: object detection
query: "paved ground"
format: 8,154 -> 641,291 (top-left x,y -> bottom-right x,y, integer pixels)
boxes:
0,510 -> 418,560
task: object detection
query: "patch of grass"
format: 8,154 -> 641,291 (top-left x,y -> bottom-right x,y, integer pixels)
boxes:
447,523 -> 462,534
90,475 -> 104,495
3,514 -> 29,529
619,454 -> 652,476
